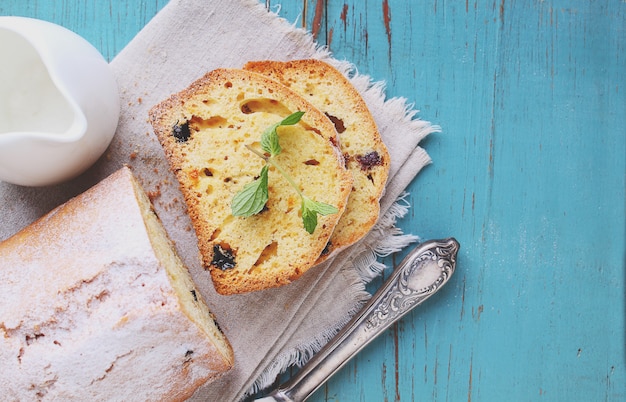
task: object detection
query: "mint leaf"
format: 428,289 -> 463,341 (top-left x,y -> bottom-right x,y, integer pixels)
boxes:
301,204 -> 318,234
308,199 -> 339,215
231,165 -> 269,217
280,111 -> 305,126
301,196 -> 339,234
261,123 -> 281,156
260,112 -> 305,157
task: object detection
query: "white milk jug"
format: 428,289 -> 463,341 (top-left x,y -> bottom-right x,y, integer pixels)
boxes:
0,17 -> 119,186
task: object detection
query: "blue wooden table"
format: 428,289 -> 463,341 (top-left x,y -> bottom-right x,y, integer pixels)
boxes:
2,1 -> 624,401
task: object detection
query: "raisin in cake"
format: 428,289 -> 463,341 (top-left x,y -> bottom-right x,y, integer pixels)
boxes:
149,68 -> 353,295
0,167 -> 233,401
244,59 -> 390,261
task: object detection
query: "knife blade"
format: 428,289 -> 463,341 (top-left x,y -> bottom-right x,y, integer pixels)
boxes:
255,237 -> 460,402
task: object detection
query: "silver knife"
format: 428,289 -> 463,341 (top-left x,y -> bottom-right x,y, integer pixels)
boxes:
255,237 -> 460,402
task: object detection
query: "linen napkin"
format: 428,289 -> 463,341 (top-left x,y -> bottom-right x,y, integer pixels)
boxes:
0,0 -> 436,400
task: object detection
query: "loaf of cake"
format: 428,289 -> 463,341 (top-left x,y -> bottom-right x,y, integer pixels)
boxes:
244,59 -> 390,261
149,68 -> 353,295
0,167 -> 233,401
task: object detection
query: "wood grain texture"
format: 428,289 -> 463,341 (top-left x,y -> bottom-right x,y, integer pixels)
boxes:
2,1 -> 625,401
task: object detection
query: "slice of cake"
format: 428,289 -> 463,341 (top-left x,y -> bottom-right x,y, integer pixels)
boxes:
244,59 -> 391,262
0,167 -> 233,401
149,68 -> 353,295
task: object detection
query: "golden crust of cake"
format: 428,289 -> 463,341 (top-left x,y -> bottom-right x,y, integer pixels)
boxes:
149,68 -> 353,295
244,59 -> 391,261
0,167 -> 233,401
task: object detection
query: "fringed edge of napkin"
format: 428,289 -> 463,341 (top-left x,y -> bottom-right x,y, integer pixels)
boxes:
351,192 -> 420,283
245,280 -> 368,397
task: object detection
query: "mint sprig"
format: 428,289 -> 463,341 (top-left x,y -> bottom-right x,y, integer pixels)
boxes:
231,111 -> 338,234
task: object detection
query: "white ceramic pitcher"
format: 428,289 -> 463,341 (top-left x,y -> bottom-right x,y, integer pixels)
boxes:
0,17 -> 120,186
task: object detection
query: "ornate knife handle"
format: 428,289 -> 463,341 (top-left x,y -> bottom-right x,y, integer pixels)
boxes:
265,238 -> 460,402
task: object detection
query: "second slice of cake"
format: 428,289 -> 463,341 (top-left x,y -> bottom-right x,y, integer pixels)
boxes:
244,59 -> 391,262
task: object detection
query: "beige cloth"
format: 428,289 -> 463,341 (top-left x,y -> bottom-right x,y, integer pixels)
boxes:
0,0 -> 435,400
